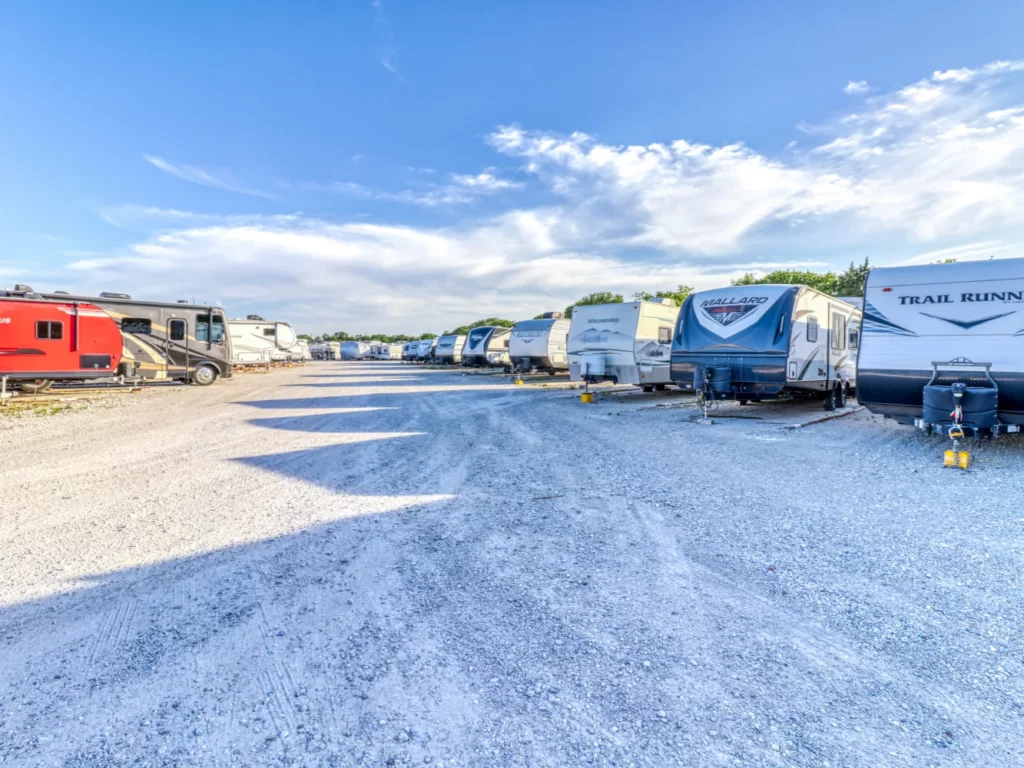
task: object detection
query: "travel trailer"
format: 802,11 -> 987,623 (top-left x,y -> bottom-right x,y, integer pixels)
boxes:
401,341 -> 420,361
509,312 -> 571,374
858,258 -> 1024,427
568,299 -> 680,390
434,334 -> 467,365
462,326 -> 512,368
0,291 -> 123,392
321,341 -> 341,360
294,340 -> 313,361
341,341 -> 372,360
31,287 -> 233,386
370,343 -> 404,360
227,316 -> 300,365
415,338 -> 437,361
671,285 -> 861,409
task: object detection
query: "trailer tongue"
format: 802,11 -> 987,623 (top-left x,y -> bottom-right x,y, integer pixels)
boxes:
914,358 -> 1020,469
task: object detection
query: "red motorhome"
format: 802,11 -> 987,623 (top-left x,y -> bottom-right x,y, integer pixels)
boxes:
0,292 -> 123,392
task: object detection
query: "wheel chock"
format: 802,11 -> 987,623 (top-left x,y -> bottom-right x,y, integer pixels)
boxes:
580,393 -> 594,404
515,378 -> 524,385
944,450 -> 972,469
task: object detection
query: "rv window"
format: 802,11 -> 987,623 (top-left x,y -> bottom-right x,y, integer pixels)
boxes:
658,327 -> 672,344
196,314 -> 227,343
122,318 -> 152,335
807,316 -> 818,343
849,327 -> 859,349
169,319 -> 186,341
263,328 -> 277,337
35,321 -> 63,340
832,314 -> 846,350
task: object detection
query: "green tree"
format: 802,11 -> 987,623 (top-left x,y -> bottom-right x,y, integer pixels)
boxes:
633,284 -> 694,306
731,269 -> 839,294
443,317 -> 515,335
564,292 -> 623,319
833,258 -> 870,297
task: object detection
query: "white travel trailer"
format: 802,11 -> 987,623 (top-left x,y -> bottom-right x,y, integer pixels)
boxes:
401,341 -> 421,361
228,316 -> 301,365
509,312 -> 571,374
671,285 -> 861,409
462,326 -> 512,368
568,299 -> 680,390
341,341 -> 372,360
858,258 -> 1024,427
323,341 -> 341,360
309,342 -> 327,360
434,334 -> 467,365
296,340 -> 313,361
369,343 -> 403,360
415,338 -> 437,361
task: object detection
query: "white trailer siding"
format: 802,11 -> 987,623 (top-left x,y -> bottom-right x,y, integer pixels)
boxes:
567,301 -> 679,386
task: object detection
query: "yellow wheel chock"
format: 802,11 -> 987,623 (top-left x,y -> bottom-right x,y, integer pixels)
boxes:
580,392 -> 594,404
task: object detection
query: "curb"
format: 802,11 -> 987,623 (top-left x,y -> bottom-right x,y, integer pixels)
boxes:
787,405 -> 864,429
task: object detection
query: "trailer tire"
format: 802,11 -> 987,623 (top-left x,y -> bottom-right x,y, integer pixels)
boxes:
738,398 -> 749,405
642,384 -> 654,393
17,379 -> 53,394
837,381 -> 848,408
823,383 -> 839,411
192,365 -> 218,387
654,384 -> 667,391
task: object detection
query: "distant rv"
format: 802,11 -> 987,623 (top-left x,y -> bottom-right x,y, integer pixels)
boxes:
462,326 -> 512,368
341,341 -> 372,360
34,288 -> 233,386
509,312 -> 570,374
858,258 -> 1024,426
0,288 -> 123,392
568,299 -> 679,390
671,285 -> 861,409
295,340 -> 313,361
415,338 -> 437,361
434,334 -> 467,365
370,343 -> 403,360
227,316 -> 300,365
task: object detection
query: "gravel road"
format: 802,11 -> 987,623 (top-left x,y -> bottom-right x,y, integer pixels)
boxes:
1,362 -> 1022,767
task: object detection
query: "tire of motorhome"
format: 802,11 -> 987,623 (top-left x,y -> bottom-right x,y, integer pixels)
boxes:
17,379 -> 53,394
191,364 -> 218,387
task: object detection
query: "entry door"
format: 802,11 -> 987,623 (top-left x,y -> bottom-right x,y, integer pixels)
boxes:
166,317 -> 190,375
828,305 -> 848,386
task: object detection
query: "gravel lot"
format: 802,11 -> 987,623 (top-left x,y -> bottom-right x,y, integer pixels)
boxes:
1,362 -> 1022,767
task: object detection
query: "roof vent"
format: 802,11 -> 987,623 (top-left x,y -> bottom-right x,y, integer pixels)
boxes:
646,297 -> 677,307
177,299 -> 190,304
13,284 -> 34,292
541,311 -> 564,319
99,291 -> 132,300
53,290 -> 70,295
246,314 -> 264,321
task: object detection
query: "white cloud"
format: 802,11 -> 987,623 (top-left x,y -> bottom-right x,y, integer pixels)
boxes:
315,169 -> 522,207
144,156 -> 276,199
844,80 -> 869,94
59,59 -> 1024,333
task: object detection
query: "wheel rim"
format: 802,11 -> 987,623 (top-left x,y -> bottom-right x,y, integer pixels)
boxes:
196,367 -> 214,384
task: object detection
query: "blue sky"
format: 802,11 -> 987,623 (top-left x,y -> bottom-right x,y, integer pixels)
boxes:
3,1 -> 1024,333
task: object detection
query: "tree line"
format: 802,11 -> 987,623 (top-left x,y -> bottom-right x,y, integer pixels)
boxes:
300,259 -> 871,339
